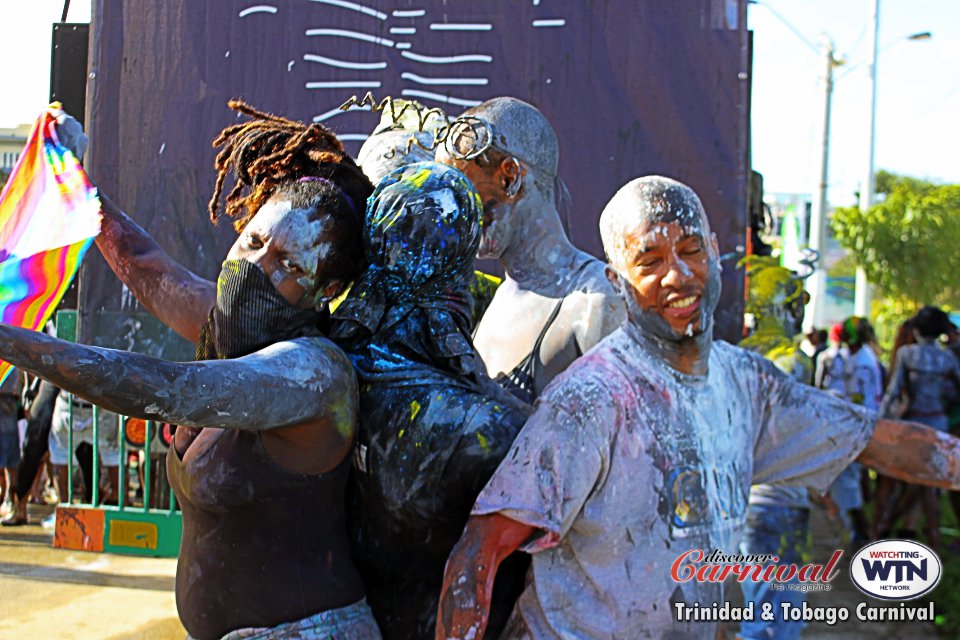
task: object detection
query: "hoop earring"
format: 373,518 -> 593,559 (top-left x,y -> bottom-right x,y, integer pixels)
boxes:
505,158 -> 522,198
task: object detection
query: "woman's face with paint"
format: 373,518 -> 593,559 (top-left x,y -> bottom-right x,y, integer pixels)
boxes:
617,219 -> 715,338
226,196 -> 340,308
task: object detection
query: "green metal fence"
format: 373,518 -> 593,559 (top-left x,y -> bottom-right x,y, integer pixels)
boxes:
53,310 -> 181,557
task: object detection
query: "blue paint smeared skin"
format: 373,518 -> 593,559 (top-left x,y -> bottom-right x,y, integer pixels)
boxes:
331,162 -> 530,640
334,161 -> 482,349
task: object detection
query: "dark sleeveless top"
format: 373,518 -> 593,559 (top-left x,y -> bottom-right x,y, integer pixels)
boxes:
167,428 -> 364,640
493,262 -> 594,404
494,299 -> 571,404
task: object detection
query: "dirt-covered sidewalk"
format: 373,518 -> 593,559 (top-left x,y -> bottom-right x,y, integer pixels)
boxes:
0,504 -> 184,639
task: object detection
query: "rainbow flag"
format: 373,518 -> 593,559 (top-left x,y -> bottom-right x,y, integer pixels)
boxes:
0,104 -> 101,383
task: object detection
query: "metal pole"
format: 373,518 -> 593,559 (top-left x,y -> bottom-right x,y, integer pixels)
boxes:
854,0 -> 880,317
804,35 -> 836,332
91,405 -> 100,506
143,420 -> 153,512
118,415 -> 126,510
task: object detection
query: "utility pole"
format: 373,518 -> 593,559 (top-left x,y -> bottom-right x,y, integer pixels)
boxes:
854,0 -> 880,317
804,35 -> 837,331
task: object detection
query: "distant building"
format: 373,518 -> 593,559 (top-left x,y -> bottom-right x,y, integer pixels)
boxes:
0,124 -> 31,173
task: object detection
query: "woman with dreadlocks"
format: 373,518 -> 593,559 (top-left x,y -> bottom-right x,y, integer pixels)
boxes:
2,103 -> 382,639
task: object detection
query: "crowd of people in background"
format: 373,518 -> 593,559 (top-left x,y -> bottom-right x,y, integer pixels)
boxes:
801,307 -> 960,552
731,281 -> 960,640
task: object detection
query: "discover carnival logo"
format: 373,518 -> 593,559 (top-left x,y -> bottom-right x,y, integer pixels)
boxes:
671,548 -> 843,587
849,539 -> 942,600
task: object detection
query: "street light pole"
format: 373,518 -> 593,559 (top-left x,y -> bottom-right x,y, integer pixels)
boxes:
854,0 -> 880,317
805,35 -> 837,331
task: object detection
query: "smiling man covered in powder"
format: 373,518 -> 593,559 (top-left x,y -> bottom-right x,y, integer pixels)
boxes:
436,175 -> 960,639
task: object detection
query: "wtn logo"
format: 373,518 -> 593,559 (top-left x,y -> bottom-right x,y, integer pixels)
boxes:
850,540 -> 941,601
860,558 -> 927,583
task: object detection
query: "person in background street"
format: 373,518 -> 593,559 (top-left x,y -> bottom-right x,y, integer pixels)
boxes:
944,324 -> 960,530
814,322 -> 848,396
878,306 -> 960,550
871,316 -> 919,539
827,316 -> 883,544
738,256 -> 815,640
801,327 -> 829,367
47,387 -> 120,506
1,377 -> 58,526
0,367 -> 23,516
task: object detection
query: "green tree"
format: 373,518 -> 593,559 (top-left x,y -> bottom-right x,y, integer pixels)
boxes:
831,175 -> 960,347
872,169 -> 936,197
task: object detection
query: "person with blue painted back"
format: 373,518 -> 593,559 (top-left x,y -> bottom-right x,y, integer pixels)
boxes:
331,162 -> 530,639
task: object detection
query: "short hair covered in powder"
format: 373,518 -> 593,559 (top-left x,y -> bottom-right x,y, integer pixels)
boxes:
599,176 -> 710,266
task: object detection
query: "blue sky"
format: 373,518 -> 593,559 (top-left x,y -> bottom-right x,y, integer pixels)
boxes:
4,1 -> 958,208
1,2 -> 92,124
750,0 -> 960,205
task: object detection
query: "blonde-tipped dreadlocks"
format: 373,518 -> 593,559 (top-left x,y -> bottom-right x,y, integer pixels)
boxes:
208,100 -> 372,232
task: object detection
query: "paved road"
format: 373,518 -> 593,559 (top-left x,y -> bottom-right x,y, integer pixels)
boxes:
0,504 -> 185,640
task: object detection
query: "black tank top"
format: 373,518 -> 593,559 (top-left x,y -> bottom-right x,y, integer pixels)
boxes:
167,428 -> 364,640
495,298 -> 579,404
493,261 -> 594,403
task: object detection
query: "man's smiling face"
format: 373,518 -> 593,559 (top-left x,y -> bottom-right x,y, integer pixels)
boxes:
601,176 -> 722,344
620,220 -> 712,338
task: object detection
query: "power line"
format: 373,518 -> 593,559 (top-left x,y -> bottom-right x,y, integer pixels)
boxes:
749,0 -> 821,56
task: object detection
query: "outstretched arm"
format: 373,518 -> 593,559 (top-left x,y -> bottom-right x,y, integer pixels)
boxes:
436,513 -> 534,640
0,322 -> 351,432
857,418 -> 960,490
96,193 -> 216,343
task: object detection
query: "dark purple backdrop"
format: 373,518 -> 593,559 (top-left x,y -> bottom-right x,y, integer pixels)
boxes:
80,0 -> 750,351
